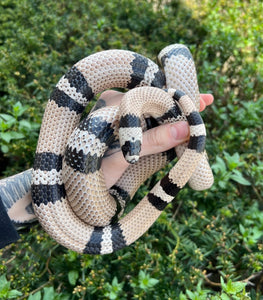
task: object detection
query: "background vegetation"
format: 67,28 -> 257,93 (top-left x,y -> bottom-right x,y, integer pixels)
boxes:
0,0 -> 262,299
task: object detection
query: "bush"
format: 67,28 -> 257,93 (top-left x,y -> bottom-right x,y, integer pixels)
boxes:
0,0 -> 262,299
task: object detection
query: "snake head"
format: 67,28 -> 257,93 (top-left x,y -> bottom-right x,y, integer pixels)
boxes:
119,114 -> 143,164
121,138 -> 141,164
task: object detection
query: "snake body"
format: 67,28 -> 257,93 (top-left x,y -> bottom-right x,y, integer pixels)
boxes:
2,44 -> 213,254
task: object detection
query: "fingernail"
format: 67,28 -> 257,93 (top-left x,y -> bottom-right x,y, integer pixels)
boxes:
170,122 -> 189,141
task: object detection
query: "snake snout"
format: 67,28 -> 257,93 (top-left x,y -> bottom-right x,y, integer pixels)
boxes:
121,139 -> 141,164
119,115 -> 143,164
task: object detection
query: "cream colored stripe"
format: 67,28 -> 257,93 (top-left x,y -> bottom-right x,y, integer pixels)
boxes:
168,149 -> 203,188
32,169 -> 63,185
63,166 -> 116,226
159,44 -> 200,109
36,100 -> 80,155
151,181 -> 174,203
75,50 -> 135,95
140,59 -> 162,86
178,95 -> 197,116
188,152 -> 214,191
119,127 -> 142,145
190,124 -> 206,136
100,227 -> 113,254
119,196 -> 162,246
67,128 -> 107,156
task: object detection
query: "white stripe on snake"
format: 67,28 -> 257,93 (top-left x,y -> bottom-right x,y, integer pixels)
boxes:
1,44 -> 213,254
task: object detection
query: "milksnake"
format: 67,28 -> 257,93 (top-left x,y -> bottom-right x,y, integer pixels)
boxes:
1,44 -> 213,254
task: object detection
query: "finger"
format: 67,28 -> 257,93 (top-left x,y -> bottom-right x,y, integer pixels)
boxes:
100,90 -> 124,106
101,151 -> 129,189
140,121 -> 189,157
100,90 -> 214,112
199,94 -> 214,112
102,121 -> 190,188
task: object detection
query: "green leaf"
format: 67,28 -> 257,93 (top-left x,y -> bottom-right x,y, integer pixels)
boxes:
0,132 -> 12,143
0,114 -> 16,130
109,291 -> 118,300
138,270 -> 159,290
1,145 -> 9,153
224,152 -> 241,170
230,170 -> 250,185
0,114 -> 16,124
220,277 -> 227,291
7,289 -> 23,298
0,132 -> 25,143
68,270 -> 79,286
0,275 -> 9,291
104,277 -> 124,300
225,279 -> 246,295
18,120 -> 32,130
239,224 -> 246,236
211,156 -> 226,174
251,227 -> 262,240
43,287 -> 55,300
12,101 -> 28,117
28,291 -> 41,300
220,293 -> 231,300
66,250 -> 79,262
179,292 -> 188,300
148,278 -> 159,287
111,276 -> 118,287
186,290 -> 196,299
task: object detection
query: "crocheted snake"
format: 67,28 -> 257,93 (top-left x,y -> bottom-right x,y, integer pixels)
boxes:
1,44 -> 213,254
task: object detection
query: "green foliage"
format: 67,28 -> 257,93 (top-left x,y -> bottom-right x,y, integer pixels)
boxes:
0,0 -> 263,299
0,275 -> 22,299
179,278 -> 250,300
0,101 -> 39,154
26,286 -> 69,300
104,277 -> 124,299
130,270 -> 159,295
179,277 -> 251,300
212,152 -> 251,188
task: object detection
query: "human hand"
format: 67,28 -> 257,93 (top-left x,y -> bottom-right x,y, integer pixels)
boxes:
100,91 -> 214,188
0,90 -> 213,234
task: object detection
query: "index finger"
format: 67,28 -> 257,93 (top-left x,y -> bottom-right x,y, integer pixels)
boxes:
200,94 -> 214,112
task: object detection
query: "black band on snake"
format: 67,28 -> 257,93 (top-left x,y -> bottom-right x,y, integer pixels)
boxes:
0,44 -> 213,254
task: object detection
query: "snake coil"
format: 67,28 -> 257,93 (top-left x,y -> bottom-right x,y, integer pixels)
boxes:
4,44 -> 214,254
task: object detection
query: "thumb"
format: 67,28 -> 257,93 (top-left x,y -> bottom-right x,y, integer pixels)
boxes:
101,121 -> 190,188
140,121 -> 189,157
